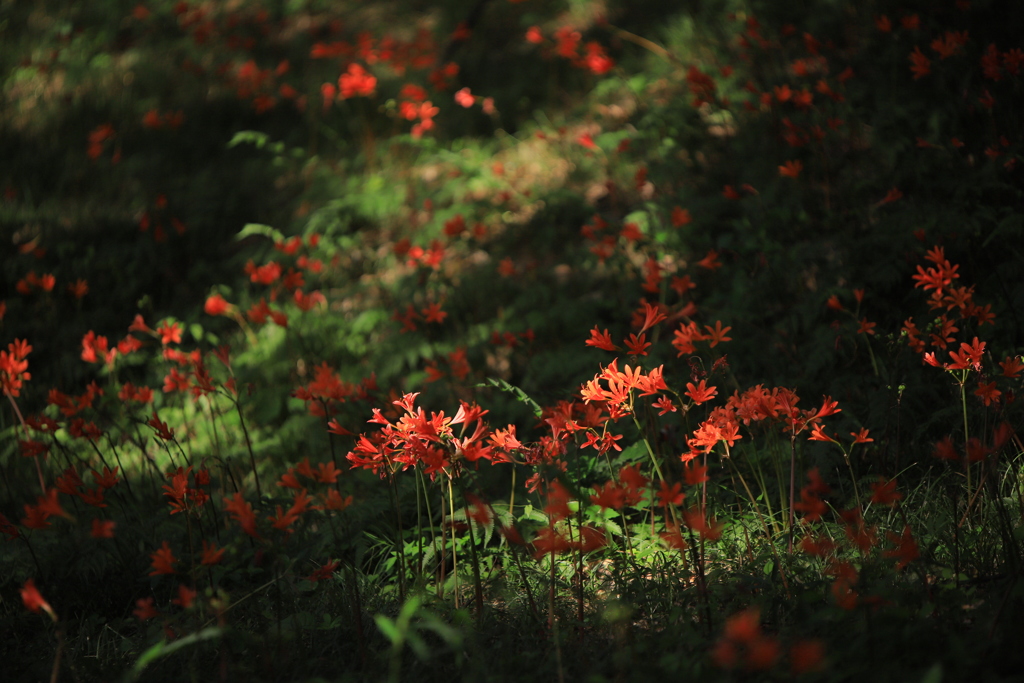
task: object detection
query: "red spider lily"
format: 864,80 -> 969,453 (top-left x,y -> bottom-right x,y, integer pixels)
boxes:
224,493 -> 260,538
683,462 -> 709,486
92,466 -> 119,489
909,46 -> 931,78
21,579 -> 56,620
269,489 -> 313,532
338,64 -> 376,98
850,428 -> 873,444
697,250 -> 722,270
324,489 -> 354,511
67,278 -> 89,299
623,333 -> 651,356
421,302 -> 447,323
314,461 -> 342,484
155,320 -> 182,345
884,526 -> 919,570
454,87 -> 474,107
149,541 -> 177,575
841,509 -> 878,554
204,294 -> 231,315
531,526 -> 573,559
856,318 -> 876,335
200,540 -> 225,566
590,480 -> 626,510
975,381 -> 1000,406
582,41 -> 614,75
799,534 -> 837,557
931,30 -> 968,59
778,160 -> 803,177
704,321 -> 732,346
134,598 -> 158,621
682,506 -> 723,540
585,327 -> 617,351
173,585 -> 197,609
828,559 -> 859,609
947,337 -> 985,371
712,608 -> 779,671
685,379 -> 718,405
79,487 -> 107,508
307,559 -> 340,583
636,301 -> 668,333
652,396 -> 676,415
933,436 -> 959,461
671,206 -> 692,226
790,639 -> 826,675
879,187 -> 903,204
148,412 -> 175,440
657,480 -> 685,507
91,519 -> 115,539
808,424 -> 835,443
81,331 -> 115,365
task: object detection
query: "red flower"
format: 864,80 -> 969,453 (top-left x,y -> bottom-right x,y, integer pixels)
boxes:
307,559 -> 340,582
133,597 -> 158,621
671,206 -> 692,227
704,320 -> 732,346
909,46 -> 931,79
200,540 -> 225,566
149,541 -> 177,575
685,380 -> 718,405
869,478 -> 902,507
421,302 -> 447,324
156,320 -> 182,345
697,250 -> 722,270
623,333 -> 651,356
91,519 -> 116,539
173,584 -> 197,608
454,87 -> 474,108
338,63 -> 377,98
204,294 -> 231,316
224,492 -> 260,538
778,160 -> 803,178
850,428 -> 873,444
21,579 -> 56,620
0,338 -> 31,397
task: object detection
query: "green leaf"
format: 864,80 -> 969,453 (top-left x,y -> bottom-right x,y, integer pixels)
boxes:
122,628 -> 223,683
920,663 -> 942,683
236,223 -> 284,243
374,615 -> 401,646
227,130 -> 270,149
479,378 -> 542,418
